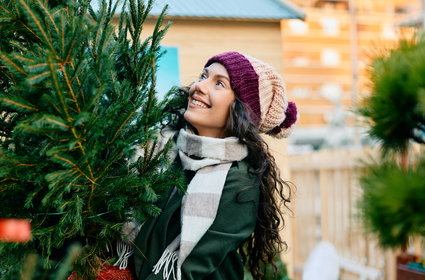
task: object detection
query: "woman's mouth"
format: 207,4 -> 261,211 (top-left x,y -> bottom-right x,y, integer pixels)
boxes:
190,98 -> 210,108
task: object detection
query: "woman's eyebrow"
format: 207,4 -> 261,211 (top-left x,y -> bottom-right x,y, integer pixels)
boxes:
215,74 -> 230,82
203,68 -> 230,82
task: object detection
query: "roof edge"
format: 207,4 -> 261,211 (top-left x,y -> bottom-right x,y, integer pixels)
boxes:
147,15 -> 284,23
276,0 -> 306,20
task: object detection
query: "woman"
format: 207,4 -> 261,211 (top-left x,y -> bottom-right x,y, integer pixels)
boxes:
131,51 -> 297,280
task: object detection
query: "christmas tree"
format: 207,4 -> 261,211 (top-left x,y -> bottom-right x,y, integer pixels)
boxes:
0,0 -> 184,278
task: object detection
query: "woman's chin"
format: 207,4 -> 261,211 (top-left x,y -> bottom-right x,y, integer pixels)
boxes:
183,111 -> 197,126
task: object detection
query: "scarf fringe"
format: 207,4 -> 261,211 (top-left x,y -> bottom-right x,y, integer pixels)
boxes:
152,248 -> 179,280
113,240 -> 134,270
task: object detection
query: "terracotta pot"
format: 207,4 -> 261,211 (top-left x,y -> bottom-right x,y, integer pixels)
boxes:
397,252 -> 418,265
397,263 -> 425,280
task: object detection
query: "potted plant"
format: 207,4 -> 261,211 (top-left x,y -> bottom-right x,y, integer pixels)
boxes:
358,34 -> 425,279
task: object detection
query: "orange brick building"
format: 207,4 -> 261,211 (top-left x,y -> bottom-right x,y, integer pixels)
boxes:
281,0 -> 419,150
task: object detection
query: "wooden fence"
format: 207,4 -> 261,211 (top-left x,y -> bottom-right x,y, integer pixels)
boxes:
278,147 -> 423,280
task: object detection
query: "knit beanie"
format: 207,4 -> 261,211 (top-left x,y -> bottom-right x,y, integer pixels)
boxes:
205,51 -> 297,139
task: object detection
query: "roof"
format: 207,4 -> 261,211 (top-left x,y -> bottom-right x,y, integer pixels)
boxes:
149,0 -> 305,21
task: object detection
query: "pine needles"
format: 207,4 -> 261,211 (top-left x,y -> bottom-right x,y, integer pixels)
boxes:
0,0 -> 183,278
358,34 -> 425,249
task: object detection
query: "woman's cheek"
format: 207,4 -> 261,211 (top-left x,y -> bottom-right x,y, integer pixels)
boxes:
184,108 -> 198,123
0,219 -> 32,243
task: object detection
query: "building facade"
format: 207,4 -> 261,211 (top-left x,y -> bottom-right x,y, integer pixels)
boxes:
282,0 -> 419,151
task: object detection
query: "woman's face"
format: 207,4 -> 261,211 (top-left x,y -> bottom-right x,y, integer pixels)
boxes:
184,62 -> 235,138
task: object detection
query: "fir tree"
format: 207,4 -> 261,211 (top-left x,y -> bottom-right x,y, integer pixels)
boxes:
359,35 -> 425,154
358,35 -> 425,249
0,0 -> 184,278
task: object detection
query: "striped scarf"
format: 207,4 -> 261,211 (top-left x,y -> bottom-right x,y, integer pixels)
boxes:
152,129 -> 248,280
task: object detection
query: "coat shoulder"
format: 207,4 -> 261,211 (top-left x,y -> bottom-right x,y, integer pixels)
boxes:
227,159 -> 259,186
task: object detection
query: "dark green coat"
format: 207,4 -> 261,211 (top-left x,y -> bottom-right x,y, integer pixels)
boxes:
132,160 -> 260,280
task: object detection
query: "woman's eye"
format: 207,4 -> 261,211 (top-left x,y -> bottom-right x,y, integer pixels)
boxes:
216,80 -> 225,87
199,73 -> 207,80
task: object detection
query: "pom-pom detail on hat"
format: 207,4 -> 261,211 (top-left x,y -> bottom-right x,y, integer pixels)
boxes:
268,102 -> 298,138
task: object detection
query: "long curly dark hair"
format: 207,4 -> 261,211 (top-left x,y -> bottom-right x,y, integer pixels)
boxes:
227,99 -> 293,279
163,87 -> 293,279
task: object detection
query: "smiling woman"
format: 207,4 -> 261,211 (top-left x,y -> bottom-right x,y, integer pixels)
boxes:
184,63 -> 236,138
129,51 -> 298,280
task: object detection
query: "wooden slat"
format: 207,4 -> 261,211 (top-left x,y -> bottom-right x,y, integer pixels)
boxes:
286,147 -> 424,280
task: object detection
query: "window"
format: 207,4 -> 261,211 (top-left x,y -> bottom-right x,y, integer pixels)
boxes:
292,56 -> 311,67
291,87 -> 312,98
320,18 -> 340,36
288,20 -> 309,35
320,83 -> 342,102
381,23 -> 396,40
156,46 -> 180,100
321,49 -> 340,67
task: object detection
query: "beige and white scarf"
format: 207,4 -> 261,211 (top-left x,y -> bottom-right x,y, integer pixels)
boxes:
152,128 -> 248,280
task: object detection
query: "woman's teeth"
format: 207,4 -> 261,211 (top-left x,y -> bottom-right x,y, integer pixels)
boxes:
191,99 -> 208,108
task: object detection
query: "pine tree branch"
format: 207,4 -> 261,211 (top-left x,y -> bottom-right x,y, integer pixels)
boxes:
44,58 -> 94,184
19,20 -> 42,41
27,70 -> 56,83
69,61 -> 85,104
0,54 -> 27,75
52,154 -> 94,184
92,1 -> 107,61
5,158 -> 38,167
60,65 -> 81,113
141,57 -> 157,169
27,62 -> 61,70
64,173 -> 82,190
34,0 -> 60,41
12,54 -> 35,63
108,111 -> 135,145
1,97 -> 38,111
43,95 -> 62,114
87,185 -> 95,213
19,0 -> 59,60
40,117 -> 68,129
68,132 -> 95,179
47,56 -> 70,117
130,0 -> 145,50
9,41 -> 36,57
0,4 -> 13,15
45,169 -> 75,181
63,17 -> 91,63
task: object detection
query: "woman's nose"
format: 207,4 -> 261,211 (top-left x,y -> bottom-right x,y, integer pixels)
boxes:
195,79 -> 208,95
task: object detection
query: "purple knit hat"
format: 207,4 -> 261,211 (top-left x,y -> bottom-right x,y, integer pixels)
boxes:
205,51 -> 297,138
